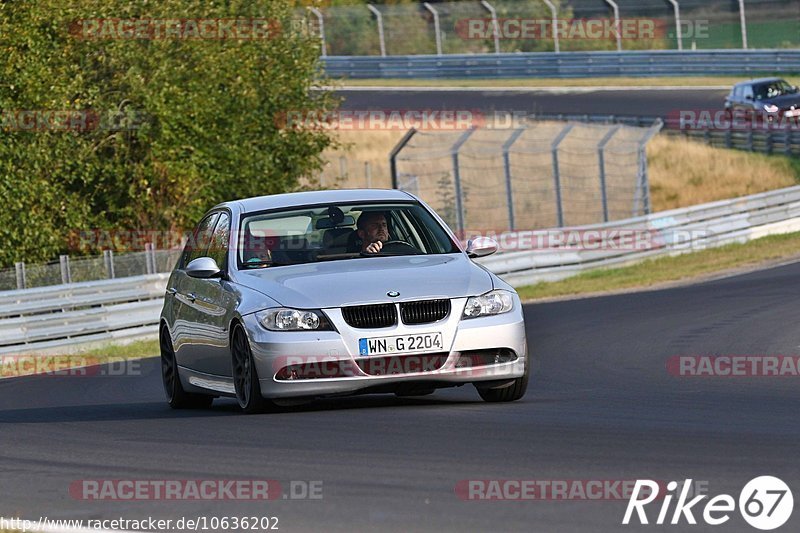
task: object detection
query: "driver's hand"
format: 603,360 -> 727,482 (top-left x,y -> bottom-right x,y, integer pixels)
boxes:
365,241 -> 383,254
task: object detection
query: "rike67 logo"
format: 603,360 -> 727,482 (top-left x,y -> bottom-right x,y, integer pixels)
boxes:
623,477 -> 793,530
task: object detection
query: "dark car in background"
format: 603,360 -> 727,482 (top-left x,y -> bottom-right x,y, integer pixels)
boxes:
724,78 -> 800,122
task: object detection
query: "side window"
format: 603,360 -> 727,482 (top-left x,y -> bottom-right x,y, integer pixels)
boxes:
733,86 -> 743,100
182,213 -> 219,268
743,85 -> 754,101
207,212 -> 230,268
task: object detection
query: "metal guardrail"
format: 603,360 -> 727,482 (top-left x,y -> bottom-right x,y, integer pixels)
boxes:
322,50 -> 800,79
3,185 -> 800,352
477,184 -> 800,287
529,114 -> 800,157
0,274 -> 168,354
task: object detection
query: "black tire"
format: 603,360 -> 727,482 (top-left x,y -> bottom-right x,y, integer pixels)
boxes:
160,326 -> 214,409
231,324 -> 274,414
476,353 -> 530,403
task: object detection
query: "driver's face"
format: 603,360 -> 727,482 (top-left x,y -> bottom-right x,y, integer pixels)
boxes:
359,215 -> 388,245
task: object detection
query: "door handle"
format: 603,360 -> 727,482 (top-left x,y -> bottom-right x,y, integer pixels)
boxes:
186,292 -> 197,303
167,288 -> 177,296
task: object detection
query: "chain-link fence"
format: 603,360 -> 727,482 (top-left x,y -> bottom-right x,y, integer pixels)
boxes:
300,0 -> 799,56
0,248 -> 182,292
390,121 -> 662,234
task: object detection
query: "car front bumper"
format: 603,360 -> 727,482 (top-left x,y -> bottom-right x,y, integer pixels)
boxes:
242,297 -> 528,399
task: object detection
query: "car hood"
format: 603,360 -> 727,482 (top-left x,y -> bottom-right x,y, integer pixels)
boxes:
763,93 -> 800,108
235,254 -> 494,309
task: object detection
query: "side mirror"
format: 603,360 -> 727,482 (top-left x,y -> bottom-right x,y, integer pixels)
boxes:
466,237 -> 499,258
185,257 -> 222,279
745,95 -> 754,101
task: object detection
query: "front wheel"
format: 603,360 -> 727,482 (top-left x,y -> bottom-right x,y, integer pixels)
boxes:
476,354 -> 529,403
231,324 -> 274,414
160,326 -> 214,409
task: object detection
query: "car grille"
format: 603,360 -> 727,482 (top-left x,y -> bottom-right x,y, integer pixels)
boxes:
342,303 -> 397,329
400,299 -> 451,325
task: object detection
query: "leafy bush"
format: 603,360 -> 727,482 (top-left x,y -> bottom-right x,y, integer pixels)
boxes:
0,0 -> 338,266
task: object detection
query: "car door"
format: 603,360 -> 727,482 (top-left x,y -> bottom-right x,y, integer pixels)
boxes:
180,211 -> 239,377
172,212 -> 218,367
726,85 -> 741,112
741,85 -> 756,116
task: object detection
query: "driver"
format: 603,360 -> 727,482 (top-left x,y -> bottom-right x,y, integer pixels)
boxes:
357,211 -> 389,253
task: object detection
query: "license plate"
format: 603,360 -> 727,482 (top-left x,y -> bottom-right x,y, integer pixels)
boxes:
359,332 -> 443,356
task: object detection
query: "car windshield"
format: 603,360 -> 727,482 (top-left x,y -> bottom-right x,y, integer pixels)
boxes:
238,202 -> 460,269
753,80 -> 796,100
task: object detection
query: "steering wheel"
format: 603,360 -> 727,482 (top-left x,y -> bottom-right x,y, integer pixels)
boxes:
380,240 -> 420,255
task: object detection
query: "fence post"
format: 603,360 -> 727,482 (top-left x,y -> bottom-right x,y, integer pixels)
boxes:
667,0 -> 683,51
597,125 -> 621,223
451,128 -> 477,236
59,255 -> 72,284
104,249 -> 116,279
145,243 -> 155,275
423,3 -> 442,56
738,0 -> 748,49
364,161 -> 372,188
635,119 -> 664,216
502,128 -> 526,231
542,0 -> 560,53
785,129 -> 792,156
389,128 -> 417,189
15,262 -> 26,290
366,4 -> 387,57
603,0 -> 622,52
339,156 -> 348,178
308,7 -> 327,57
480,1 -> 501,54
551,124 -> 574,227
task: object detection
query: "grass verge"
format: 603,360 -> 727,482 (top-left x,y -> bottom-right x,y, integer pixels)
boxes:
335,76 -> 799,89
516,231 -> 800,301
320,130 -> 800,212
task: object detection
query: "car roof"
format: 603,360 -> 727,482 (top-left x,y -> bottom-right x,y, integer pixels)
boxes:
736,77 -> 785,87
216,188 -> 416,214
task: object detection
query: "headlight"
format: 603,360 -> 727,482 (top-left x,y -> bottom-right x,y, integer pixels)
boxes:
257,308 -> 334,331
764,104 -> 779,113
462,290 -> 514,319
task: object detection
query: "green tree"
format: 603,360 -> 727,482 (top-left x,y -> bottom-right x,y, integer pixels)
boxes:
0,0 -> 338,266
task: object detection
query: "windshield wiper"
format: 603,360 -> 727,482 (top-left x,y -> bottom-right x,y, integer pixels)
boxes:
315,253 -> 362,262
242,259 -> 295,268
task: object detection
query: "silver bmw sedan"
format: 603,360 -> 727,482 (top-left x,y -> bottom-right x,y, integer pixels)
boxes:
159,189 -> 528,413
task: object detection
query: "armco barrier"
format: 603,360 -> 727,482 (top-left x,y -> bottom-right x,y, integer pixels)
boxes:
322,50 -> 800,79
3,185 -> 800,352
476,185 -> 800,287
0,274 -> 168,354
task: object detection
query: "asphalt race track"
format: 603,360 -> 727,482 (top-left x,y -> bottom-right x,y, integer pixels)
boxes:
336,88 -> 727,120
2,261 -> 800,532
